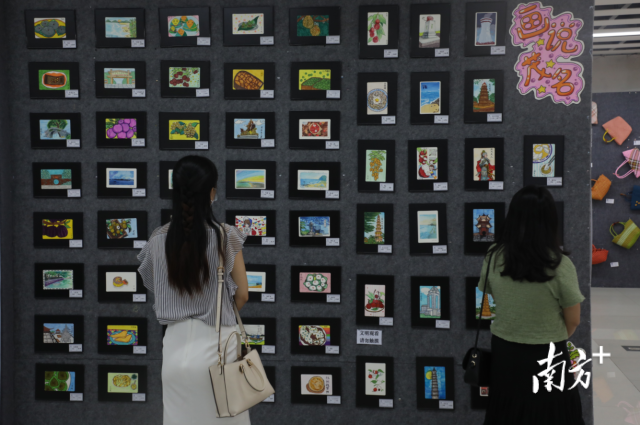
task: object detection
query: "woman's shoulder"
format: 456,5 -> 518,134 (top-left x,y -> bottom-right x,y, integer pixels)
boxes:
555,254 -> 577,275
149,223 -> 171,242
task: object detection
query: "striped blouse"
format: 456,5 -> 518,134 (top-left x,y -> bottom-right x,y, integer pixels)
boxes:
137,222 -> 247,327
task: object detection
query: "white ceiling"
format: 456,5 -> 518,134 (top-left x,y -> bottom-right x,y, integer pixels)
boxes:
594,1 -> 640,55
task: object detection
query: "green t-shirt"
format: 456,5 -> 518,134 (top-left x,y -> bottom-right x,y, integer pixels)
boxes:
478,249 -> 585,345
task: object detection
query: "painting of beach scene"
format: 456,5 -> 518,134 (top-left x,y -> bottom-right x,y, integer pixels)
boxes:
234,169 -> 266,190
106,168 -> 137,188
417,211 -> 439,243
105,17 -> 137,38
420,81 -> 441,114
297,170 -> 329,191
247,271 -> 266,293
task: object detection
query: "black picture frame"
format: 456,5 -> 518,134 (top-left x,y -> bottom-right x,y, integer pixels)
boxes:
289,111 -> 340,150
356,204 -> 394,254
35,315 -> 84,353
356,275 -> 394,326
97,265 -> 147,303
464,2 -> 507,57
355,356 -> 394,408
158,7 -> 211,48
159,112 -> 210,150
289,210 -> 340,248
264,366 -> 276,395
289,162 -> 340,200
160,61 -> 210,98
226,161 -> 277,200
225,112 -> 276,149
159,161 -> 176,199
358,140 -> 396,192
291,366 -> 342,404
556,201 -> 565,247
290,62 -> 341,101
291,265 -> 341,303
225,210 -> 276,246
409,4 -> 451,58
291,317 -> 341,355
245,264 -> 276,302
26,10 -> 77,49
523,136 -> 565,188
464,202 -> 505,255
35,263 -> 84,299
410,72 -> 450,125
96,111 -> 147,149
465,277 -> 494,330
30,112 -> 82,149
464,70 -> 504,124
32,162 -> 81,198
242,317 -> 276,355
95,61 -> 146,98
470,385 -> 490,409
358,5 -> 400,59
97,317 -> 148,355
407,140 -> 448,192
34,212 -> 83,249
97,210 -> 148,249
289,7 -> 341,46
161,209 -> 172,226
223,7 -> 274,46
410,277 -> 451,328
223,62 -> 276,100
416,357 -> 455,409
97,162 -> 147,198
464,138 -> 505,190
408,204 -> 448,255
97,365 -> 148,402
35,363 -> 85,401
28,62 -> 80,99
357,73 -> 398,125
95,8 -> 146,48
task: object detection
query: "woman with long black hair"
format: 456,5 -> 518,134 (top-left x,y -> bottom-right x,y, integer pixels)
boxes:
138,156 -> 250,425
480,186 -> 585,424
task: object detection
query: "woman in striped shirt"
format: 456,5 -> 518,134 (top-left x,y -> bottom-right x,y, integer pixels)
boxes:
138,156 -> 250,425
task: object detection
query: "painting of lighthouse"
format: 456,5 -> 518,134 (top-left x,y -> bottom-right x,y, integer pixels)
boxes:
418,14 -> 441,48
474,12 -> 497,46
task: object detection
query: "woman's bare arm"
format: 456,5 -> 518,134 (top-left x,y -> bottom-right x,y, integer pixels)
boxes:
230,250 -> 249,310
563,303 -> 581,338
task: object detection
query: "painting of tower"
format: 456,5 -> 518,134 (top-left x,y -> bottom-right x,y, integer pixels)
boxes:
364,212 -> 385,245
475,287 -> 496,320
472,79 -> 496,113
420,286 -> 441,318
375,215 -> 383,242
424,366 -> 446,399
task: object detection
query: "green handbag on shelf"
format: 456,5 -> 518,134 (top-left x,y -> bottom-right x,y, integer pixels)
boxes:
610,219 -> 640,249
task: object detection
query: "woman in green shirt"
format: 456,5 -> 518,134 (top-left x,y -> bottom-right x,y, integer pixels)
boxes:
479,186 -> 585,425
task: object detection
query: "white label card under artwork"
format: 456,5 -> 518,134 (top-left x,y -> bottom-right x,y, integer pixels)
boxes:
132,189 -> 146,197
383,49 -> 399,58
325,190 -> 340,199
435,48 -> 450,57
67,189 -> 81,198
260,190 -> 275,199
133,294 -> 147,303
325,141 -> 339,149
260,36 -> 274,45
132,89 -> 146,97
62,40 -> 76,48
131,138 -> 145,147
261,139 -> 275,148
434,115 -> 449,124
133,240 -> 147,249
131,39 -> 145,48
325,345 -> 340,354
326,238 -> 340,247
326,35 -> 340,44
262,237 -> 276,245
196,89 -> 210,97
489,181 -> 504,190
439,400 -> 454,409
547,177 -> 563,186
381,116 -> 396,125
69,393 -> 83,401
357,329 -> 382,345
66,139 -> 80,148
196,37 -> 211,45
132,393 -> 146,402
610,262 -> 619,268
379,317 -> 393,326
260,90 -> 274,98
327,294 -> 341,303
261,345 -> 275,354
327,395 -> 341,404
491,46 -> 506,55
378,245 -> 392,254
261,293 -> 275,302
433,245 -> 448,254
262,394 -> 275,403
487,113 -> 503,122
433,182 -> 448,191
435,320 -> 451,329
133,346 -> 147,354
380,183 -> 394,191
65,90 -> 79,98
379,399 -> 394,408
69,344 -> 83,353
195,141 -> 209,150
606,198 -> 614,204
69,240 -> 83,248
69,289 -> 83,298
326,90 -> 341,99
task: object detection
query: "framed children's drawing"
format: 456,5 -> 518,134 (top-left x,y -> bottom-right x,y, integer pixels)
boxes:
291,265 -> 341,303
356,356 -> 394,408
523,136 -> 565,188
97,265 -> 147,303
358,140 -> 396,193
240,318 -> 276,355
464,1 -> 507,57
407,140 -> 448,192
97,317 -> 147,355
356,275 -> 394,326
464,203 -> 505,255
223,7 -> 274,46
290,62 -> 341,101
465,277 -> 495,330
409,4 -> 451,58
356,204 -> 394,254
225,112 -> 276,149
30,112 -> 82,149
161,209 -> 172,226
410,72 -> 450,125
95,61 -> 146,98
289,162 -> 340,200
223,62 -> 276,100
464,70 -> 504,124
410,277 -> 451,328
159,161 -> 176,199
226,161 -> 276,200
96,111 -> 146,149
28,62 -> 80,99
291,367 -> 342,404
34,212 -> 83,249
34,263 -> 84,299
160,61 -> 210,98
97,210 -> 148,249
159,112 -> 209,150
158,7 -> 210,48
26,10 -> 77,49
289,111 -> 340,150
289,7 -> 340,46
416,357 -> 455,409
464,138 -> 505,190
98,365 -> 147,402
291,317 -> 341,355
226,210 -> 276,246
289,210 -> 340,248
408,203 -> 448,255
35,315 -> 84,353
97,162 -> 147,198
358,5 -> 399,59
245,264 -> 276,301
36,363 -> 84,401
32,162 -> 81,198
95,8 -> 146,48
357,73 -> 398,125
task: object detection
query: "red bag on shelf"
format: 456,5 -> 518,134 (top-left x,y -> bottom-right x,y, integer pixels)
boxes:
592,245 -> 608,265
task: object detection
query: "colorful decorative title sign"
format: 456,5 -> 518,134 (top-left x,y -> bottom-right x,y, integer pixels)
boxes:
510,2 -> 585,105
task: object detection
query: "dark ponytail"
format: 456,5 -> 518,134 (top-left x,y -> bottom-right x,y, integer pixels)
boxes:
165,156 -> 224,295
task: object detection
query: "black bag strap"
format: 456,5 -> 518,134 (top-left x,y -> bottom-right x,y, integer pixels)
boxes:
474,252 -> 494,349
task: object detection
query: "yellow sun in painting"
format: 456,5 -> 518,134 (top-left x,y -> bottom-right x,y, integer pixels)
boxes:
426,371 -> 432,380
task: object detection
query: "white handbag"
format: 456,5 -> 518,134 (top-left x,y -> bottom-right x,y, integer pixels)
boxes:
209,227 -> 274,417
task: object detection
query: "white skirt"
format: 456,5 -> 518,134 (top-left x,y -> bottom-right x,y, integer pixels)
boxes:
162,319 -> 251,425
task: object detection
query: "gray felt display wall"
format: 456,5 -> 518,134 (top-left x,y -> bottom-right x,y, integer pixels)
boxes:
592,92 -> 640,288
3,0 -> 594,424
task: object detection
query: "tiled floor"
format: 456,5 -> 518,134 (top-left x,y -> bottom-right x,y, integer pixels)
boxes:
592,288 -> 640,424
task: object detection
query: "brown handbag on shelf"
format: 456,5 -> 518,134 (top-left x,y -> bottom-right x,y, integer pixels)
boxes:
602,116 -> 632,145
591,175 -> 611,200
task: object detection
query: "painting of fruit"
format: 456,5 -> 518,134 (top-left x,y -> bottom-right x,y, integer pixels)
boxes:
169,67 -> 200,88
42,219 -> 73,240
367,12 -> 389,45
168,15 -> 200,37
364,284 -> 386,316
296,15 -> 329,37
34,18 -> 66,39
106,118 -> 137,139
366,150 -> 387,182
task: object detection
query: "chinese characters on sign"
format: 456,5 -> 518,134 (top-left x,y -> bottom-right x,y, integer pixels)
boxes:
510,2 -> 585,105
533,342 -> 591,394
357,330 -> 382,345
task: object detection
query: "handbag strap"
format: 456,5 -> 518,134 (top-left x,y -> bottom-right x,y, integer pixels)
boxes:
603,130 -> 615,144
474,252 -> 494,349
615,160 -> 634,179
610,222 -> 622,238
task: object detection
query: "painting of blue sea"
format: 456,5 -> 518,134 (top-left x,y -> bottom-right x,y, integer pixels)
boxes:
424,366 -> 446,399
105,17 -> 137,38
297,170 -> 329,191
419,81 -> 441,115
418,210 -> 439,243
235,169 -> 266,189
106,168 -> 137,188
247,271 -> 266,293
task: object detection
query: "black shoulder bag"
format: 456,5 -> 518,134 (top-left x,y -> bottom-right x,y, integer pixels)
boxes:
462,252 -> 493,386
